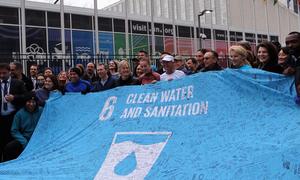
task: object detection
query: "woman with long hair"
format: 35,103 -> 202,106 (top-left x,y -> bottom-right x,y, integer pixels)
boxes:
35,74 -> 59,107
256,41 -> 283,73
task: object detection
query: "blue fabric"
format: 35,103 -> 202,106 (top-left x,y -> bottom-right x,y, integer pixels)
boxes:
0,69 -> 299,179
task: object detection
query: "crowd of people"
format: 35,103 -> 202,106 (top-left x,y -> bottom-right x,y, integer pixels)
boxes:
0,32 -> 300,163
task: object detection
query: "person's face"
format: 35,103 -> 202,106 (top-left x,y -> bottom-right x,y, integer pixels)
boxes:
139,61 -> 151,73
203,52 -> 217,68
109,61 -> 116,71
186,59 -> 196,71
44,69 -> 53,77
69,71 -> 80,83
195,51 -> 204,65
230,50 -> 245,67
278,50 -> 288,65
86,63 -> 95,74
58,72 -> 67,81
174,59 -> 183,69
257,47 -> 269,63
97,65 -> 107,79
285,34 -> 300,51
9,64 -> 21,78
36,75 -> 45,87
162,61 -> 174,73
25,99 -> 37,112
136,65 -> 143,77
0,68 -> 10,81
120,64 -> 130,78
44,77 -> 54,90
137,52 -> 146,60
30,65 -> 38,77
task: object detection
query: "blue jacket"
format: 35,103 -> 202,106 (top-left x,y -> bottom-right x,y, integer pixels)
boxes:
11,107 -> 43,148
65,79 -> 91,93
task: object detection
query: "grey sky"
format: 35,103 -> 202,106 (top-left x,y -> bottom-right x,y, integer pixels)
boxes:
27,0 -> 120,9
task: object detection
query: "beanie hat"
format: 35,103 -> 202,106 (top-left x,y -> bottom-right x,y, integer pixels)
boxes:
70,67 -> 81,76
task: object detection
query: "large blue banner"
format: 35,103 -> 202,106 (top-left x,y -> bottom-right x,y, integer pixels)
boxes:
0,69 -> 299,179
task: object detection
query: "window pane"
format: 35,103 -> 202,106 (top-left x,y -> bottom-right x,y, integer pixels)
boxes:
64,13 -> 70,28
0,25 -> 19,62
47,12 -> 60,27
0,6 -> 18,24
72,14 -> 92,30
98,17 -> 112,31
26,9 -> 46,26
113,19 -> 125,33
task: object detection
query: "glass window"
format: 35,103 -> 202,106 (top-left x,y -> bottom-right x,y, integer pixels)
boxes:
47,12 -> 60,27
64,13 -> 70,28
0,6 -> 18,24
72,14 -> 92,30
99,17 -> 112,32
113,19 -> 125,33
26,9 -> 46,26
26,27 -> 47,53
0,25 -> 19,62
177,26 -> 191,38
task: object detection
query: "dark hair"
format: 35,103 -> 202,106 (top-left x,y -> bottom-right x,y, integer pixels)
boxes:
44,67 -> 53,72
197,48 -> 208,55
272,41 -> 281,52
97,63 -> 109,71
45,74 -> 58,90
279,46 -> 290,55
256,41 -> 278,65
109,60 -> 119,72
75,64 -> 84,76
0,63 -> 10,71
206,50 -> 219,60
186,57 -> 198,65
10,61 -> 22,70
288,31 -> 300,39
138,50 -> 149,56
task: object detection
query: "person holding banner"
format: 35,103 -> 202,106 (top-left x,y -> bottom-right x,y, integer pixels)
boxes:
3,93 -> 43,162
116,60 -> 140,86
160,55 -> 185,81
229,46 -> 252,70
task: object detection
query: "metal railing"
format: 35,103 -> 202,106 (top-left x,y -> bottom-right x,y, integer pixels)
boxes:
0,53 -> 230,75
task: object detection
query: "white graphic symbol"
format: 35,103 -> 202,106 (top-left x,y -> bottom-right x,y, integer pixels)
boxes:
94,131 -> 172,180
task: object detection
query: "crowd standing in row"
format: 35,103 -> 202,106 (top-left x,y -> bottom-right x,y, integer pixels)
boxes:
0,32 -> 300,163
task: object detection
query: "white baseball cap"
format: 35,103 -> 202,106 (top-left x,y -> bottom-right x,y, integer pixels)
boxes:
162,55 -> 174,62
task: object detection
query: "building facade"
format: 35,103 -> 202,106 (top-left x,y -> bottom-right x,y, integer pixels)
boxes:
0,0 -> 299,65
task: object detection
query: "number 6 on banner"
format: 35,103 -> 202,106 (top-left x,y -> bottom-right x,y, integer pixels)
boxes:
99,96 -> 117,121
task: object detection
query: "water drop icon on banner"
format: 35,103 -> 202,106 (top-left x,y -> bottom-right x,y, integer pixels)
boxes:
114,152 -> 137,176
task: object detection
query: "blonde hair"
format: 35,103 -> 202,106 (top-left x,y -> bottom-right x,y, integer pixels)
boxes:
118,60 -> 131,73
229,45 -> 251,65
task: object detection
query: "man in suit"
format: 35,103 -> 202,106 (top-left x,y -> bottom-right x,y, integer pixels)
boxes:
0,63 -> 27,162
10,61 -> 34,91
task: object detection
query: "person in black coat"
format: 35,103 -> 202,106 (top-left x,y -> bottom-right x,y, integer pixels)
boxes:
10,61 -> 34,91
116,60 -> 140,86
0,63 -> 27,162
256,41 -> 283,74
92,63 -> 116,92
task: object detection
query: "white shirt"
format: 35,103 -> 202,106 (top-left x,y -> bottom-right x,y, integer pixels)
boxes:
160,70 -> 185,81
1,77 -> 15,115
